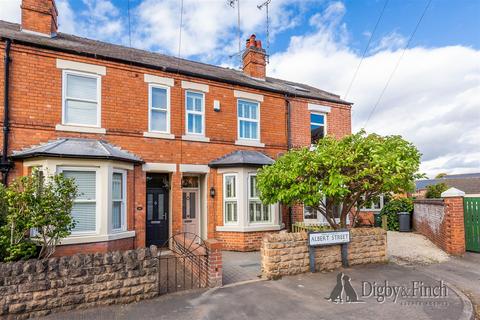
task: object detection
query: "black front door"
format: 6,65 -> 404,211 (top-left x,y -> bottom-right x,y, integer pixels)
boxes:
146,184 -> 169,246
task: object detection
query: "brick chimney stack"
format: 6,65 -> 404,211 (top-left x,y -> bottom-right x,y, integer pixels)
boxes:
242,34 -> 266,79
21,0 -> 58,37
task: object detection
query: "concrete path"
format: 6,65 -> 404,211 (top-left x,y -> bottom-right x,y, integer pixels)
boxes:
222,251 -> 261,285
387,231 -> 450,265
45,263 -> 473,320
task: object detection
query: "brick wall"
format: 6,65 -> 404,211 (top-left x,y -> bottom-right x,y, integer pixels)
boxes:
216,230 -> 281,251
261,228 -> 387,279
0,38 -> 351,252
413,197 -> 465,255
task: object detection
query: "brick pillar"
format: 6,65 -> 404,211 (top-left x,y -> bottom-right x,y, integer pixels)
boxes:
441,188 -> 466,255
205,239 -> 222,287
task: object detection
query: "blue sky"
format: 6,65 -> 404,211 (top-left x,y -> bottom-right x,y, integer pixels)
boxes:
57,0 -> 480,58
1,0 -> 479,177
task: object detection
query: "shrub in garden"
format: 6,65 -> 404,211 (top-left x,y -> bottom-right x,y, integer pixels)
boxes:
380,198 -> 413,231
425,182 -> 448,199
0,170 -> 78,262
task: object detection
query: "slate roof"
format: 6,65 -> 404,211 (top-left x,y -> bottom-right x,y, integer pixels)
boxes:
0,20 -> 350,105
12,138 -> 143,164
209,150 -> 274,168
415,175 -> 480,195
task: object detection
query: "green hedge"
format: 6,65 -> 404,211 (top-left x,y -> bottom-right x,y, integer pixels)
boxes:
380,198 -> 413,231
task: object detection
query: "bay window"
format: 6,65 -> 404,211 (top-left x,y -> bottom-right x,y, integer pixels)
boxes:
248,174 -> 270,223
224,174 -> 238,224
112,170 -> 126,231
61,168 -> 98,233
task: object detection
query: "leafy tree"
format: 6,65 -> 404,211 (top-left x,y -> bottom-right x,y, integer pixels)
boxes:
380,198 -> 413,231
257,130 -> 423,229
435,173 -> 447,179
425,182 -> 448,199
0,170 -> 78,261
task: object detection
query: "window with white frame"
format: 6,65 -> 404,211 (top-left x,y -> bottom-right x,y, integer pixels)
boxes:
248,174 -> 270,223
223,174 -> 238,224
186,91 -> 204,135
61,169 -> 97,233
238,99 -> 260,140
303,199 -> 343,224
360,195 -> 384,211
63,71 -> 100,127
310,113 -> 326,144
149,85 -> 170,133
112,171 -> 126,231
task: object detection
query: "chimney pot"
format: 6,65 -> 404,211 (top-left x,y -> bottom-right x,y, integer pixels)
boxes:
242,34 -> 266,79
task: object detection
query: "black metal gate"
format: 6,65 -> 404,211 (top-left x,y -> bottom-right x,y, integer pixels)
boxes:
158,232 -> 209,294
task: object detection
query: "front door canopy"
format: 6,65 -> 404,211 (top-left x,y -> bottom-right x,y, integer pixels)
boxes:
208,150 -> 274,168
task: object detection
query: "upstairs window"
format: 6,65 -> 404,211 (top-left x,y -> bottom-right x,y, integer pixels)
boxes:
248,174 -> 271,223
149,85 -> 170,133
310,113 -> 325,144
186,91 -> 204,135
63,71 -> 100,127
238,99 -> 260,140
224,174 -> 238,224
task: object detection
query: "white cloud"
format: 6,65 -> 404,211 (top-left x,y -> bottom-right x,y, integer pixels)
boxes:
0,0 -> 21,23
133,0 -> 300,64
268,1 -> 480,178
370,31 -> 407,53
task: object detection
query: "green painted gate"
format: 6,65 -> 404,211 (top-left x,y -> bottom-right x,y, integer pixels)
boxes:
464,197 -> 480,252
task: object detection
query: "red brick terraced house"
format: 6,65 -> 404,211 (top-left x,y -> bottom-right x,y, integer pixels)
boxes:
0,0 -> 352,255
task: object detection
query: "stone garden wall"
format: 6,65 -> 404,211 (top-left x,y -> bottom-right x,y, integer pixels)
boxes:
261,228 -> 387,279
0,240 -> 222,319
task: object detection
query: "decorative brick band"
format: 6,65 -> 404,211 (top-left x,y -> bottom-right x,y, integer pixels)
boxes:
261,228 -> 387,279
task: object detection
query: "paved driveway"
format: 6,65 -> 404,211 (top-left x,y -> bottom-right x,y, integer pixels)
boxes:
222,251 -> 261,285
45,263 -> 473,320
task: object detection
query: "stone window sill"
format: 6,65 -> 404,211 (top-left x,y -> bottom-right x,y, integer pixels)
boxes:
234,140 -> 265,148
216,224 -> 283,233
143,132 -> 175,140
56,124 -> 106,134
58,230 -> 136,245
182,135 -> 210,143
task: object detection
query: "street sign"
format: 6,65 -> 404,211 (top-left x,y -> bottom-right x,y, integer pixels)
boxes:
308,230 -> 350,246
308,230 -> 351,272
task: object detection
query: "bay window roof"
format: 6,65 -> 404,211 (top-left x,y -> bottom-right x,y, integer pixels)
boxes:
209,150 -> 274,168
11,138 -> 143,164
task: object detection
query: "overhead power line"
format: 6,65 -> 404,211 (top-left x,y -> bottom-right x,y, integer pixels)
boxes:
363,0 -> 432,128
344,0 -> 389,100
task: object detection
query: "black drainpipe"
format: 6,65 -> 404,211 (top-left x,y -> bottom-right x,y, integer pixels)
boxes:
285,95 -> 293,229
1,39 -> 13,185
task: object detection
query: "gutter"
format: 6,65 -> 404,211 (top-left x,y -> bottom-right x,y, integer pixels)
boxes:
1,38 -> 13,185
3,37 -> 353,106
